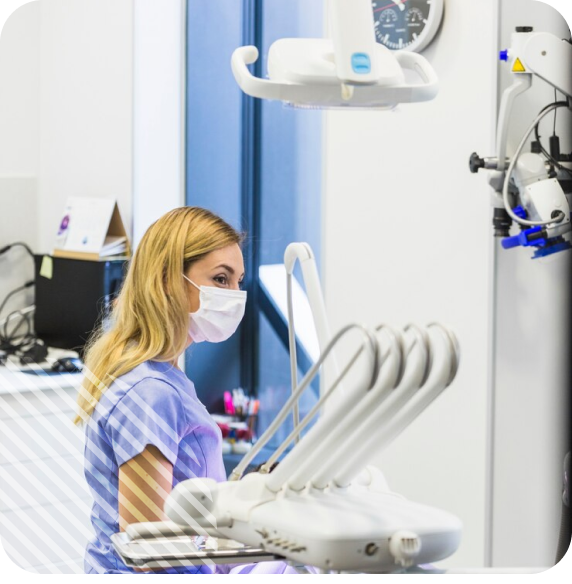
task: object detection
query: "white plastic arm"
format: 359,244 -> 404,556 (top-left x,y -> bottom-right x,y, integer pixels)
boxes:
496,75 -> 532,171
333,325 -> 459,488
231,46 -> 336,104
231,45 -> 439,107
261,326 -> 403,480
394,51 -> 440,93
308,326 -> 431,490
228,324 -> 377,482
524,33 -> 572,99
263,326 -> 379,493
284,243 -> 339,404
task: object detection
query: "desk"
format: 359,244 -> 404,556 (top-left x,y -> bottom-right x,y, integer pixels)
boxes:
0,361 -> 82,396
0,353 -> 90,573
0,347 -> 83,395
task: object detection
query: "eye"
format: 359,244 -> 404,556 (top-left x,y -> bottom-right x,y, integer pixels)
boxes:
213,275 -> 228,286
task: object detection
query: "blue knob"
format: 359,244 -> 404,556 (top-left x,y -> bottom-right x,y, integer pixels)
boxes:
512,205 -> 527,219
501,226 -> 545,250
501,234 -> 522,249
499,50 -> 509,62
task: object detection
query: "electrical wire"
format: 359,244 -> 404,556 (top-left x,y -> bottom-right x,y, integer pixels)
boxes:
0,285 -> 36,358
0,282 -> 34,321
504,102 -> 569,227
0,242 -> 35,260
534,99 -> 572,179
2,308 -> 34,343
0,243 -> 38,360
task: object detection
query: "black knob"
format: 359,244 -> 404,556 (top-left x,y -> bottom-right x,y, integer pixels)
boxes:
493,208 -> 512,238
469,152 -> 485,174
516,26 -> 533,33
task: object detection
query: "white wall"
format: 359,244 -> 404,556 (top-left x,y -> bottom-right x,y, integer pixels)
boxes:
2,0 -> 187,264
0,2 -> 40,319
0,1 -> 134,573
37,0 -> 134,255
0,2 -> 39,177
133,0 -> 186,248
490,0 -> 571,568
323,0 -> 498,568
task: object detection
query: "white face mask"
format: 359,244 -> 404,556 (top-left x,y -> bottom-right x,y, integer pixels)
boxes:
183,274 -> 247,343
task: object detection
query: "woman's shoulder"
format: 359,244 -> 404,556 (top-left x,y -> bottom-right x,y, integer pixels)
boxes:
93,360 -> 193,422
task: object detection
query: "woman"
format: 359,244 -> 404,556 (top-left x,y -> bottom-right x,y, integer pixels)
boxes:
76,207 -> 294,574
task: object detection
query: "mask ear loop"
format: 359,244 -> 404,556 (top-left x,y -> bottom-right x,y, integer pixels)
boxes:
182,273 -> 202,292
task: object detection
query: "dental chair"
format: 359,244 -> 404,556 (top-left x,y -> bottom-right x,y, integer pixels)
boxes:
112,243 -> 462,573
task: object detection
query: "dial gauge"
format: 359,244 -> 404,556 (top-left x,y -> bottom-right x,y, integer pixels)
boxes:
372,0 -> 445,53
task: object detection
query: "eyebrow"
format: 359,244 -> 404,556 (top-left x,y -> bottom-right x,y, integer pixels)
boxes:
214,264 -> 245,279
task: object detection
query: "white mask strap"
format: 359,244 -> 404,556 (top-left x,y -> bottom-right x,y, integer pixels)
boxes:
182,273 -> 201,292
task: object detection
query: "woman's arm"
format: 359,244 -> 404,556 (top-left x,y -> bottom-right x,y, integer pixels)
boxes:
118,444 -> 173,531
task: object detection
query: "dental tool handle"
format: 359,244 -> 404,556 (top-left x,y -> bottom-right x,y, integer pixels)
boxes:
284,243 -> 341,406
268,346 -> 397,491
334,370 -> 451,488
286,272 -> 300,442
309,336 -> 427,490
229,355 -> 321,481
283,326 -> 411,491
286,352 -> 402,492
263,340 -> 368,472
230,324 -> 375,481
264,326 -> 379,493
334,329 -> 457,487
265,375 -> 370,493
275,326 -> 410,492
328,0 -> 380,85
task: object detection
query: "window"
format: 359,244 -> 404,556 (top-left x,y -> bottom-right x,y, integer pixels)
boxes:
185,0 -> 323,449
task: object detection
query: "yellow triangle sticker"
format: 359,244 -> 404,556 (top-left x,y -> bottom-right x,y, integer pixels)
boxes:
512,58 -> 526,73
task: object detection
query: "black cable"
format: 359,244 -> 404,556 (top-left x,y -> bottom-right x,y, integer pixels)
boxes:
0,281 -> 35,321
3,310 -> 31,344
0,242 -> 34,260
553,90 -> 558,136
534,100 -> 572,178
0,314 -> 36,356
0,243 -> 38,363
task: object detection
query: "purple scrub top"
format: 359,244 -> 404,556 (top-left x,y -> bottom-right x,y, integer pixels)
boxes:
83,360 -> 227,574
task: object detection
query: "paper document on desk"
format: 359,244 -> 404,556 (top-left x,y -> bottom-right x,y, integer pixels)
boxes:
52,196 -> 130,261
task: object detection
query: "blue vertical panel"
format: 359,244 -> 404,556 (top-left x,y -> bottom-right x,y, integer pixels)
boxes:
258,0 -> 323,267
257,313 -> 318,450
185,1 -> 244,410
185,0 -> 323,422
257,0 -> 323,432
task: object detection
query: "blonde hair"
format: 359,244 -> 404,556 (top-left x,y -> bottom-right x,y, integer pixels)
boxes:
74,207 -> 243,425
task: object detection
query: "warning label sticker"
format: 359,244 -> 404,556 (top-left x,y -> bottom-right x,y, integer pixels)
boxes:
512,58 -> 526,73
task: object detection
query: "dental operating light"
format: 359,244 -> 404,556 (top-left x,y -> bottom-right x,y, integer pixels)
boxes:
231,0 -> 439,109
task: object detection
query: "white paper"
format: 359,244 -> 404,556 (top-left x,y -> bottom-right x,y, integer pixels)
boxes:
101,235 -> 127,255
54,197 -> 116,254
